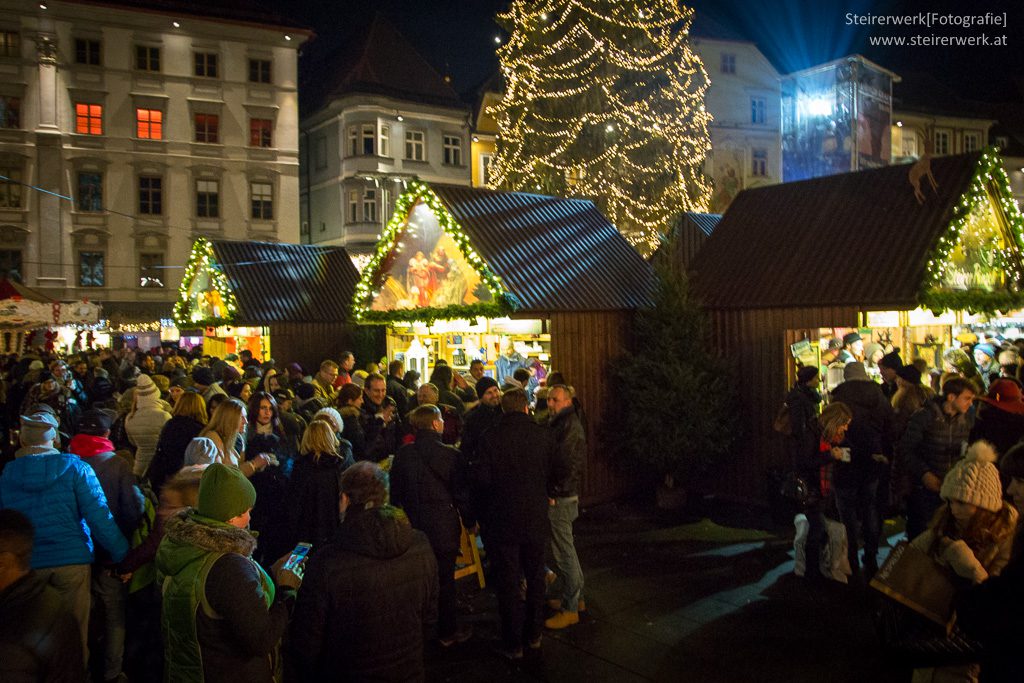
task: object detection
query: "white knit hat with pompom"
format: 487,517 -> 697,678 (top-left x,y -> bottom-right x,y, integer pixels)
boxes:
940,440 -> 1003,512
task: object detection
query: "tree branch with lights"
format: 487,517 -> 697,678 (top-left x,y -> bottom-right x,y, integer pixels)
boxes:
489,0 -> 713,254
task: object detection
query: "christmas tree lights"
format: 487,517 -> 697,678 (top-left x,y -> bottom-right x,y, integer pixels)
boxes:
489,0 -> 713,254
920,148 -> 1024,314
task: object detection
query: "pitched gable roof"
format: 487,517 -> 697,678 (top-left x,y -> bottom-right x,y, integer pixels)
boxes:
209,240 -> 359,324
690,153 -> 988,310
357,183 -> 656,318
303,14 -> 466,114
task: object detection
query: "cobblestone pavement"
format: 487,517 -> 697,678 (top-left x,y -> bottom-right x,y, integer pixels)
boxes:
425,501 -> 910,682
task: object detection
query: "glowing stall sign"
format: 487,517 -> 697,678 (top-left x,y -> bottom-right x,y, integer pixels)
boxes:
370,203 -> 493,312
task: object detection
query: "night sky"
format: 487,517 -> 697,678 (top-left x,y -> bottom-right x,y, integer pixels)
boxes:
275,0 -> 1024,102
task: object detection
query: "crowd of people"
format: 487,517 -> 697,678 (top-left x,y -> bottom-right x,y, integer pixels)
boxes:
0,345 -> 587,682
786,334 -> 1024,682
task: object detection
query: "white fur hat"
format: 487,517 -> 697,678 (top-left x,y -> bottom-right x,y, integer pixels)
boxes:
941,441 -> 1003,513
314,406 -> 344,434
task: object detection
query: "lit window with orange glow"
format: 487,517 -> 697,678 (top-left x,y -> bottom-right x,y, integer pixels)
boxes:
75,103 -> 102,135
136,108 -> 162,139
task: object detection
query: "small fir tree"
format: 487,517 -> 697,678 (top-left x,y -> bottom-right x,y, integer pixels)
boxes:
490,0 -> 713,255
612,259 -> 739,489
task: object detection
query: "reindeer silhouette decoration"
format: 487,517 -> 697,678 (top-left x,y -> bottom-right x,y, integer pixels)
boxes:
909,136 -> 939,204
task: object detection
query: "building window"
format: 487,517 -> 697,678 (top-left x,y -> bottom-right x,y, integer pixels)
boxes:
0,32 -> 19,58
139,253 -> 164,288
751,149 -> 768,177
480,153 -> 494,186
194,52 -> 218,78
319,221 -> 326,233
78,252 -> 104,287
76,172 -> 103,212
74,38 -> 101,65
934,130 -> 950,155
405,130 -> 425,161
249,118 -> 273,147
136,108 -> 163,139
251,182 -> 273,220
348,125 -> 376,156
138,176 -> 162,215
721,53 -> 736,74
0,250 -> 22,282
248,59 -> 272,84
75,103 -> 103,135
379,125 -> 390,157
0,96 -> 20,129
363,189 -> 377,223
314,136 -> 327,169
194,113 -> 219,143
963,132 -> 980,153
135,45 -> 160,71
195,179 -> 219,218
300,221 -> 309,235
348,190 -> 358,223
902,133 -> 919,158
995,135 -> 1009,149
443,135 -> 463,166
751,97 -> 766,125
0,166 -> 21,208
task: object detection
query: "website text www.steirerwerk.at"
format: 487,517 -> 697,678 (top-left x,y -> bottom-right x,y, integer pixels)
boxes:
845,12 -> 1010,48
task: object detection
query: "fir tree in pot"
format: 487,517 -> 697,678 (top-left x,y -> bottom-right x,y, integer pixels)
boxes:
610,260 -> 740,509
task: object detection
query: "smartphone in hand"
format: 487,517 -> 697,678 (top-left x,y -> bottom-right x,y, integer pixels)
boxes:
282,542 -> 312,574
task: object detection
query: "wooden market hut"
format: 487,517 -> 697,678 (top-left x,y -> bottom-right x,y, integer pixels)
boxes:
689,150 -> 1024,503
355,181 -> 657,504
175,238 -> 361,370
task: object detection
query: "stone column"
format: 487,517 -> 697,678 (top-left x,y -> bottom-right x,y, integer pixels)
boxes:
33,31 -> 66,288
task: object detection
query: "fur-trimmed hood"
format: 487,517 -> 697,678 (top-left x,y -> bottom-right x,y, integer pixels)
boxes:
156,509 -> 256,578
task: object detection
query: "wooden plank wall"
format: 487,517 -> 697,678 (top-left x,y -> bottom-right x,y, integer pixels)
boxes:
705,306 -> 861,502
549,311 -> 633,505
269,322 -> 355,373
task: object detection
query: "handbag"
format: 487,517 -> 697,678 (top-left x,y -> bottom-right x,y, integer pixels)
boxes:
779,471 -> 810,506
870,541 -> 983,666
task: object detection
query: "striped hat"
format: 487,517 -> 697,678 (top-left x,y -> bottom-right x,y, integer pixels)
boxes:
135,374 -> 161,407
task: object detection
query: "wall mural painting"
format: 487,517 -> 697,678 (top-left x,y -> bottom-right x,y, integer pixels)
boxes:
371,202 -> 492,312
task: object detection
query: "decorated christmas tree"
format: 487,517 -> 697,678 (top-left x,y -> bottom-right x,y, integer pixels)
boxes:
489,0 -> 713,254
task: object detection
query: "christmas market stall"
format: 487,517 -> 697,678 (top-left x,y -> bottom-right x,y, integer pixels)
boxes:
175,238 -> 360,368
353,180 -> 656,504
689,149 -> 1024,503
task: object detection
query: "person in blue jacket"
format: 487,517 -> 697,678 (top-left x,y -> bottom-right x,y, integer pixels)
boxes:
0,410 -> 129,659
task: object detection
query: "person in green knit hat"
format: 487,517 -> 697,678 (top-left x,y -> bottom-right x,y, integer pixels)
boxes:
156,463 -> 301,683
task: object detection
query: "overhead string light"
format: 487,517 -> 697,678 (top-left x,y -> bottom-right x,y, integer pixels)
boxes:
488,0 -> 712,255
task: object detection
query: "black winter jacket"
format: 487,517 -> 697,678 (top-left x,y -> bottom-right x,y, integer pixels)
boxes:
147,416 -> 204,492
289,506 -> 438,682
477,411 -> 555,543
0,572 -> 85,683
899,397 -> 973,484
786,383 -> 821,464
391,430 -> 472,553
286,451 -> 348,548
831,379 -> 894,488
968,403 -> 1024,458
549,406 -> 586,498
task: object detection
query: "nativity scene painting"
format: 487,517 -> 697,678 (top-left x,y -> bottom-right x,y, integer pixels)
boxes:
370,201 -> 493,312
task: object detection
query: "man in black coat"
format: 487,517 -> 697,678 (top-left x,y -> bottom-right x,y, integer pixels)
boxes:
831,361 -> 894,577
391,405 -> 473,646
478,388 -> 555,658
0,508 -> 86,682
544,384 -> 587,630
290,462 -> 438,681
386,360 -> 410,418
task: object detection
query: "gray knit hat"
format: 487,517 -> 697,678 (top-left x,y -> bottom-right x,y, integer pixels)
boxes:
941,441 -> 1003,513
184,437 -> 220,467
20,412 -> 59,446
843,362 -> 869,382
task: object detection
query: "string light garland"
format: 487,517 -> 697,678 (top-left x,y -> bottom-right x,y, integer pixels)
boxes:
351,180 -> 517,324
920,148 -> 1024,314
489,0 -> 713,255
173,237 -> 240,327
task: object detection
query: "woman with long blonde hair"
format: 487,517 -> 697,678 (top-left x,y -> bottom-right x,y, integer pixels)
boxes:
287,420 -> 354,547
796,401 -> 852,582
197,398 -> 270,477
